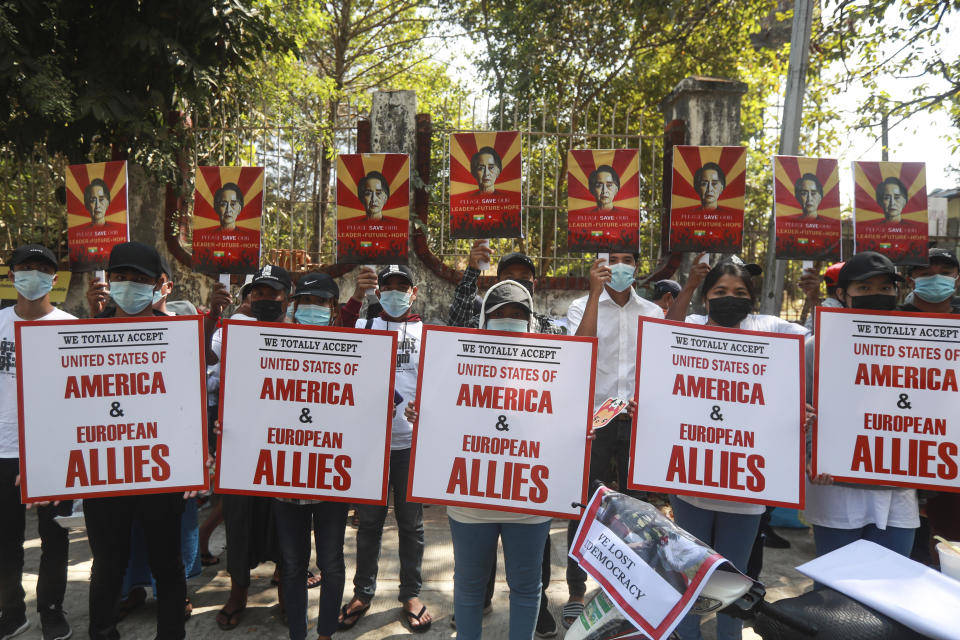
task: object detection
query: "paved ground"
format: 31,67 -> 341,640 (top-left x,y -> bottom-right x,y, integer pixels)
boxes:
18,502 -> 815,639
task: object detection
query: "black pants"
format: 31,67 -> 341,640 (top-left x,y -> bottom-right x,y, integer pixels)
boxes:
0,458 -> 70,619
222,494 -> 276,588
84,493 -> 185,640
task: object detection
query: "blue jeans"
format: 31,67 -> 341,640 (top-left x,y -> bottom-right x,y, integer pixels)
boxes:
670,497 -> 762,640
813,524 -> 915,558
274,500 -> 348,640
449,517 -> 550,640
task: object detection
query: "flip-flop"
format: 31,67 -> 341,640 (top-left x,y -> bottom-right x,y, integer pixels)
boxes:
402,605 -> 432,634
561,601 -> 585,629
216,605 -> 246,631
337,601 -> 370,630
306,571 -> 321,589
200,551 -> 220,566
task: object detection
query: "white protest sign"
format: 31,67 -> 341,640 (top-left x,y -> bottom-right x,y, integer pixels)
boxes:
408,326 -> 596,518
814,308 -> 960,491
215,320 -> 396,503
16,316 -> 208,502
630,317 -> 805,508
569,487 -> 731,640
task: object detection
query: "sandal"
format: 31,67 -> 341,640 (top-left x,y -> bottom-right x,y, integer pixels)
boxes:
402,605 -> 432,633
200,551 -> 220,566
337,600 -> 370,630
184,598 -> 193,621
561,601 -> 585,629
216,604 -> 246,631
306,571 -> 322,589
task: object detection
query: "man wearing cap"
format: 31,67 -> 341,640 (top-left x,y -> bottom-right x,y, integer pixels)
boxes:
447,241 -> 564,335
0,245 -> 74,640
651,279 -> 681,314
82,241 -> 190,640
901,247 -> 960,314
798,262 -> 845,333
337,265 -> 432,633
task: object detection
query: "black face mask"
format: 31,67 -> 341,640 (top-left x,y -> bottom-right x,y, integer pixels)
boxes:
707,296 -> 753,327
517,279 -> 534,297
848,294 -> 897,311
251,299 -> 284,321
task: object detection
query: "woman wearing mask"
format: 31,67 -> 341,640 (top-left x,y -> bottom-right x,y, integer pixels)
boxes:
665,256 -> 808,640
273,272 -> 349,640
405,280 -> 550,640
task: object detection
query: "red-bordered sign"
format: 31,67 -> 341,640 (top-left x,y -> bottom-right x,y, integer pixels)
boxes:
449,131 -> 523,238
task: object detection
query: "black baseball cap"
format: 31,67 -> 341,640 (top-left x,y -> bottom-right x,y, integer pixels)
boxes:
250,264 -> 292,293
653,280 -> 681,298
497,252 -> 536,278
378,264 -> 414,287
907,247 -> 960,274
108,241 -> 162,278
838,251 -> 904,287
293,272 -> 339,300
483,280 -> 532,316
159,254 -> 172,279
9,244 -> 57,269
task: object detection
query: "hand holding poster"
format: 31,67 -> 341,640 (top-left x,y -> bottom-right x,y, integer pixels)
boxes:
215,321 -> 397,503
16,317 -> 208,502
853,161 -> 928,265
773,156 -> 842,261
814,308 -> 960,491
66,161 -> 129,271
336,153 -> 410,264
567,149 -> 641,253
450,132 -> 522,238
408,326 -> 596,518
192,166 -> 264,274
629,318 -> 805,508
669,146 -> 746,253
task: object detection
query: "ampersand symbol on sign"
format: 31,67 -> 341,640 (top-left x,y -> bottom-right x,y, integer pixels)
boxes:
299,408 -> 313,424
109,402 -> 124,418
710,405 -> 723,421
897,394 -> 912,410
495,415 -> 509,431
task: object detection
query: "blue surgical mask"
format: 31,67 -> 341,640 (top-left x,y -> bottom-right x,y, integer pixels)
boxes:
109,281 -> 156,314
295,304 -> 332,326
152,289 -> 166,305
379,290 -> 412,318
486,318 -> 528,332
608,263 -> 636,292
913,274 -> 958,303
12,270 -> 54,301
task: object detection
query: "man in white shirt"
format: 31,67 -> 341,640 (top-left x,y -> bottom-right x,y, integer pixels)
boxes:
0,245 -> 76,640
561,252 -> 663,628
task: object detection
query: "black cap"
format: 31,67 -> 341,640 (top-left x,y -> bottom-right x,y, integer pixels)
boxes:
293,272 -> 339,300
9,244 -> 57,269
497,252 -> 536,278
108,242 -> 162,278
158,254 -> 172,279
838,251 -> 904,287
908,247 -> 960,274
250,264 -> 292,293
483,280 -> 532,316
378,264 -> 414,287
653,280 -> 681,298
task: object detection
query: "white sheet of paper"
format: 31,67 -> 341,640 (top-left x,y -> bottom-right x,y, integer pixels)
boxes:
796,539 -> 960,640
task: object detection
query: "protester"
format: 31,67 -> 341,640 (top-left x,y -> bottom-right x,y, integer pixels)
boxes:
562,252 -> 664,628
665,255 -> 808,640
0,244 -> 74,640
337,265 -> 432,633
409,280 -> 551,640
799,261 -> 844,332
651,279 -> 681,314
273,271 -> 350,640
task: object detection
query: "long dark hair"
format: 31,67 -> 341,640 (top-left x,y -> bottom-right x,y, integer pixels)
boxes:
701,262 -> 757,306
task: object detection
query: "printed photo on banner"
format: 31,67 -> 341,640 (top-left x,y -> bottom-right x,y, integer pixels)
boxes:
569,487 -> 732,640
669,146 -> 746,253
15,316 -> 209,502
65,161 -> 129,271
630,317 -> 806,508
853,161 -> 928,265
773,156 -> 842,261
336,153 -> 410,264
407,326 -> 597,519
566,149 -> 641,253
191,166 -> 264,274
813,307 -> 960,492
215,320 -> 397,503
449,131 -> 522,238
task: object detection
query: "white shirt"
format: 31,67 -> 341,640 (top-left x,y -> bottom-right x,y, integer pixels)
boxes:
804,481 -> 920,530
567,288 -> 664,410
0,305 -> 76,458
209,312 -> 255,405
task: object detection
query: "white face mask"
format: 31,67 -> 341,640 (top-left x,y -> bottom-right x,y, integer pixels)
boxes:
608,263 -> 636,292
486,317 -> 528,333
12,270 -> 54,301
109,281 -> 156,314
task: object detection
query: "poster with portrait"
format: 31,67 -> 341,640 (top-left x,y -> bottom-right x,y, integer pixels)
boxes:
567,149 -> 641,253
773,156 -> 842,261
449,132 -> 522,239
669,146 -> 746,254
336,153 -> 409,264
66,161 -> 129,272
853,161 -> 928,265
191,166 -> 263,274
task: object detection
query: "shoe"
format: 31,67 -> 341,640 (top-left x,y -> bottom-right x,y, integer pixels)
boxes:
763,526 -> 791,549
40,606 -> 71,640
535,600 -> 557,637
0,612 -> 30,640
